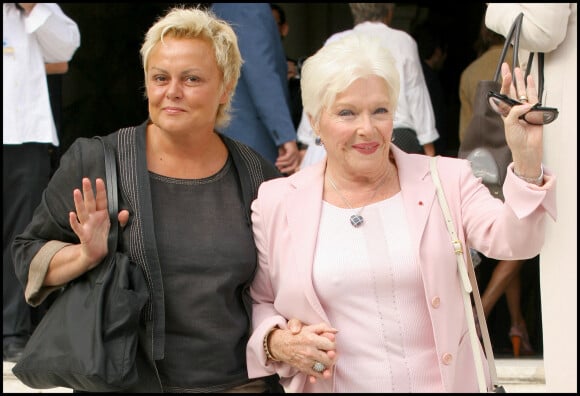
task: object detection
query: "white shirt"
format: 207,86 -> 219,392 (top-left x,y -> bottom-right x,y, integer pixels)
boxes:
3,3 -> 80,145
298,21 -> 439,169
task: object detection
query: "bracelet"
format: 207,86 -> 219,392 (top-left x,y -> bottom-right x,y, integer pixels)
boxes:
514,164 -> 544,186
263,327 -> 280,362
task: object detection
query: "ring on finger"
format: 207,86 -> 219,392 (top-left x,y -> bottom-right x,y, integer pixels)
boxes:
312,361 -> 326,373
518,95 -> 528,102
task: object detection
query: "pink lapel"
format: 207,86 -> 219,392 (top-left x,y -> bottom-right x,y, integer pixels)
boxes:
285,162 -> 331,324
391,146 -> 438,254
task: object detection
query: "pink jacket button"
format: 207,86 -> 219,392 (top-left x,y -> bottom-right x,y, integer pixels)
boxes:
442,353 -> 453,365
431,296 -> 441,308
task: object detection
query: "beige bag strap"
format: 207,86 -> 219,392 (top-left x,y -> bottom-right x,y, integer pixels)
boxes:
429,156 -> 499,392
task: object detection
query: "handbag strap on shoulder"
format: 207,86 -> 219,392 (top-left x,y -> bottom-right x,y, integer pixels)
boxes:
95,136 -> 119,254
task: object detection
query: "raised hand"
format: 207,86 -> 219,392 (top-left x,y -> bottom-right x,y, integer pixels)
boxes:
69,178 -> 110,270
498,62 -> 544,181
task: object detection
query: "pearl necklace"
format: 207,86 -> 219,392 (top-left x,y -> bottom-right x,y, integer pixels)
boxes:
327,172 -> 388,228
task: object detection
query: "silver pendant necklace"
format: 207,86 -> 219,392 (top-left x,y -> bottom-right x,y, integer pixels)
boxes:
327,172 -> 387,228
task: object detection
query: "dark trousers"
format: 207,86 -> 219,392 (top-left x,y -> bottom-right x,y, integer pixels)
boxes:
3,143 -> 51,347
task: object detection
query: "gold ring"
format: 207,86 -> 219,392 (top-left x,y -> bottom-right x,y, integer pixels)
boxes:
518,95 -> 528,102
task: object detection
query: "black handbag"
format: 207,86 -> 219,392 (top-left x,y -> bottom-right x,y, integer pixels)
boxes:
12,136 -> 149,392
457,12 -> 543,201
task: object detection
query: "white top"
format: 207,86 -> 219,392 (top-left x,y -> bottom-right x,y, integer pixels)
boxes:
313,193 -> 442,392
3,3 -> 80,145
298,21 -> 439,168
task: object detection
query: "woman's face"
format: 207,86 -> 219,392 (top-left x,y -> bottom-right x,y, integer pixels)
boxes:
146,36 -> 228,134
315,75 -> 394,175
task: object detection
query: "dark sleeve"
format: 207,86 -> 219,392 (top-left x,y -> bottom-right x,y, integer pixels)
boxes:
11,137 -> 107,290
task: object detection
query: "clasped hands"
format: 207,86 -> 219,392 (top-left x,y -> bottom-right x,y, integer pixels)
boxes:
268,318 -> 338,384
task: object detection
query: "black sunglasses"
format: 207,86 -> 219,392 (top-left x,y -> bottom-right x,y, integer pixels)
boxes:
487,91 -> 559,125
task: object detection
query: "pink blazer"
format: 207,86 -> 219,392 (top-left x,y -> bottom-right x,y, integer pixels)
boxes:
247,145 -> 557,392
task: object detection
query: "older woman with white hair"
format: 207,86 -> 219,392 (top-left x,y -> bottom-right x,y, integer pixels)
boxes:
246,32 -> 557,392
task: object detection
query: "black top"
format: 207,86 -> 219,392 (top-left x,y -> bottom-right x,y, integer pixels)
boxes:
151,157 -> 256,391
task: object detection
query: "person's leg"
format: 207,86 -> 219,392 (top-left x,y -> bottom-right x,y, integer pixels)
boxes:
504,271 -> 524,328
505,271 -> 534,356
3,143 -> 51,362
481,259 -> 523,318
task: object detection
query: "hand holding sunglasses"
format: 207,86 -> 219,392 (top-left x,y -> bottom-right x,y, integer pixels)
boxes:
492,62 -> 549,186
488,55 -> 559,126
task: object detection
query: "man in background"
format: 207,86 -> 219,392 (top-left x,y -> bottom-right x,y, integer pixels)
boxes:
211,3 -> 300,175
3,2 -> 80,363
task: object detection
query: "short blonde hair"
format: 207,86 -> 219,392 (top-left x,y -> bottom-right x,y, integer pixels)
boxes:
140,6 -> 242,128
301,32 -> 400,128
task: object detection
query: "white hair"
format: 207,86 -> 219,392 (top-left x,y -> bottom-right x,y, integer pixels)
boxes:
300,32 -> 400,128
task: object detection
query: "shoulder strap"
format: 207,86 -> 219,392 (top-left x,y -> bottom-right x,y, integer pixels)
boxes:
95,136 -> 118,256
429,156 -> 500,393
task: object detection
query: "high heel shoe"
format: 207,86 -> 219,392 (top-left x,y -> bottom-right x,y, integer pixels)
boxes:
509,324 -> 534,357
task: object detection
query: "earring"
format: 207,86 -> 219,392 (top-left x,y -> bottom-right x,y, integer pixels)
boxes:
315,136 -> 322,146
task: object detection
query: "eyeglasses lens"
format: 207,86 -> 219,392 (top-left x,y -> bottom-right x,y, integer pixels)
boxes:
488,96 -> 512,117
522,110 -> 542,125
522,107 -> 559,125
488,93 -> 559,125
